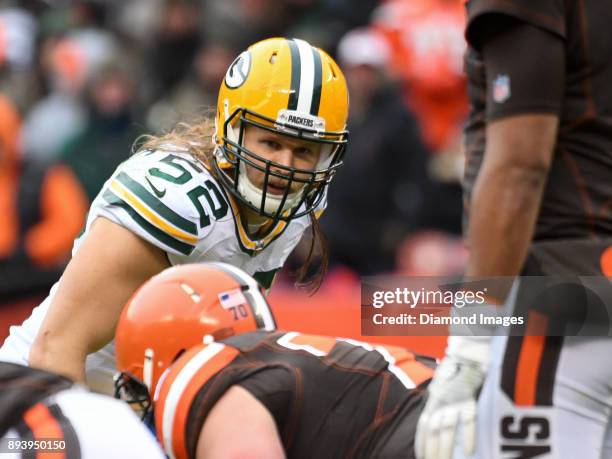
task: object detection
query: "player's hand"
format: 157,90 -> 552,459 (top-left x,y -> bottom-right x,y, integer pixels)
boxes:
415,337 -> 489,459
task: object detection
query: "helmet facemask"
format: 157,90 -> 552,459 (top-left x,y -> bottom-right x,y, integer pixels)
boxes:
114,371 -> 153,424
213,107 -> 348,229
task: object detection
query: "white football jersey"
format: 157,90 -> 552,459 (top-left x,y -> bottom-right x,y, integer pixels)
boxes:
0,147 -> 323,394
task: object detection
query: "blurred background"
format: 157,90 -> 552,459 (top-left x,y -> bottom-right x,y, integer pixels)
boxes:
0,0 -> 469,356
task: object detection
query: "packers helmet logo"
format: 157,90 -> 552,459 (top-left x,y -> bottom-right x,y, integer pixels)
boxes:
225,51 -> 251,89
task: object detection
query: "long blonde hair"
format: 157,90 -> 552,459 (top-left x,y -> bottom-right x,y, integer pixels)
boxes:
134,115 -> 216,165
133,115 -> 329,293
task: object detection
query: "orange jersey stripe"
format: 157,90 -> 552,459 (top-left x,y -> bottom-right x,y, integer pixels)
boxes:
600,245 -> 612,276
155,346 -> 205,453
514,311 -> 549,406
22,403 -> 66,459
171,346 -> 240,459
385,346 -> 434,386
155,343 -> 240,459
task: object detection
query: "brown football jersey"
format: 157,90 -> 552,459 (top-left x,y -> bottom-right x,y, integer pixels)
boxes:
154,330 -> 435,459
464,0 -> 612,251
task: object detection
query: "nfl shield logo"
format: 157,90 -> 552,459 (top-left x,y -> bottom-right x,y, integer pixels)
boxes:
493,74 -> 511,103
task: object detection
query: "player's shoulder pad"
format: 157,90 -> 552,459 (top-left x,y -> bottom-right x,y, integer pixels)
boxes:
155,342 -> 241,458
99,147 -> 231,257
466,0 -> 566,47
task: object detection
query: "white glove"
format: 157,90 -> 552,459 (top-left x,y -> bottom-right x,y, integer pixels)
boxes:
415,336 -> 490,459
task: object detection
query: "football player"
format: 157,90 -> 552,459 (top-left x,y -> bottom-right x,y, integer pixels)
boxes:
0,37 -> 349,395
0,362 -> 165,458
416,1 -> 612,458
114,262 -> 436,459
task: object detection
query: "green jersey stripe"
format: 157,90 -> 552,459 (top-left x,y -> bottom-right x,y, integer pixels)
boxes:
115,171 -> 197,236
103,189 -> 195,255
253,268 -> 280,290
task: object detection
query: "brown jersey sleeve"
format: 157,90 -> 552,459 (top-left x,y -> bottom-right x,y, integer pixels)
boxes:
236,366 -> 296,443
477,17 -> 566,120
466,0 -> 566,45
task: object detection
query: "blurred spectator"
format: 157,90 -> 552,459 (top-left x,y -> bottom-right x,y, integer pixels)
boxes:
373,0 -> 467,154
373,0 -> 467,236
0,92 -> 88,296
282,0 -> 379,51
321,28 -> 429,275
20,96 -> 86,162
201,0 -> 379,54
202,0 -> 281,51
146,39 -> 237,132
143,0 -> 202,103
15,158 -> 88,269
418,137 -> 464,235
21,8 -> 119,162
0,93 -> 21,260
114,0 -> 165,46
396,230 -> 467,276
0,4 -> 40,113
0,5 -> 37,71
60,58 -> 142,201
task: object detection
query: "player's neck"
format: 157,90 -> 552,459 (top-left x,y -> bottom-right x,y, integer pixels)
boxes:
238,204 -> 275,237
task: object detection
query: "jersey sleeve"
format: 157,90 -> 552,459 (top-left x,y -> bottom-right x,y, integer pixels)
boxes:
154,343 -> 242,459
481,19 -> 565,120
235,366 -> 294,428
92,150 -> 216,258
466,0 -> 566,48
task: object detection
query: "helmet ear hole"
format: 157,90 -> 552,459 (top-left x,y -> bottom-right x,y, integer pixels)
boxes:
269,52 -> 277,65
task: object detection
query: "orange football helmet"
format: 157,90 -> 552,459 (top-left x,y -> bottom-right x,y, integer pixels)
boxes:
114,262 -> 276,419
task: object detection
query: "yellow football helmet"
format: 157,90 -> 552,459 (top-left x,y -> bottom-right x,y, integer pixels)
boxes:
213,37 -> 349,224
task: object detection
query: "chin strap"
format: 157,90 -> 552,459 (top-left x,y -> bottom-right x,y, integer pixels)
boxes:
236,161 -> 304,214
